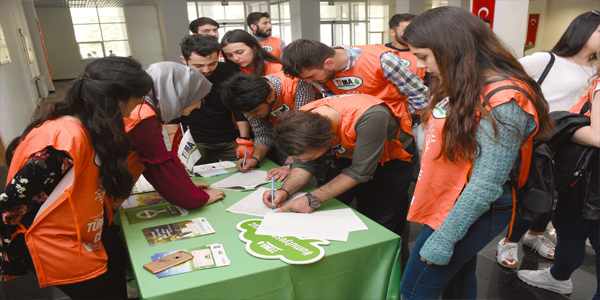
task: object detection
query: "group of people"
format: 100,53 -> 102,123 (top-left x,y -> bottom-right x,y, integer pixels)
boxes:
0,6 -> 598,300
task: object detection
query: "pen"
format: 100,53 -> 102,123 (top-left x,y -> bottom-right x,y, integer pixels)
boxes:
242,148 -> 248,169
270,176 -> 275,210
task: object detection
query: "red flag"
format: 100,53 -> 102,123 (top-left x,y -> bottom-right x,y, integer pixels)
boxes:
472,0 -> 496,28
170,126 -> 183,154
526,14 -> 540,46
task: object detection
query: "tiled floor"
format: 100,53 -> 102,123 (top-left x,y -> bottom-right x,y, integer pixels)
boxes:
0,80 -> 597,299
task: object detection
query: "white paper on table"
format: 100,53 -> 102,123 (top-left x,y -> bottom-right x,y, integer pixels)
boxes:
226,187 -> 306,217
255,211 -> 352,242
211,170 -> 269,191
311,208 -> 368,232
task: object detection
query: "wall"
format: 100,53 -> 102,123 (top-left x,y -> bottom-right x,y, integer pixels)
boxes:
36,7 -> 88,79
0,0 -> 40,143
124,6 -> 164,68
493,0 -> 530,58
525,0 -> 598,55
156,0 -> 189,63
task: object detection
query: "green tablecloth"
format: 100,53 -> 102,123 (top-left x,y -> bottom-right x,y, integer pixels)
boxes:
118,160 -> 402,300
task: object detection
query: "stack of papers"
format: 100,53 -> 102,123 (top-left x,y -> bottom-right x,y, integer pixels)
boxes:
211,170 -> 269,191
255,208 -> 368,242
131,175 -> 155,194
193,161 -> 238,178
226,187 -> 306,216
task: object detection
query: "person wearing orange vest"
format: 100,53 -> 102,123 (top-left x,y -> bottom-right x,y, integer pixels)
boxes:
399,7 -> 553,299
221,29 -> 282,76
261,94 -> 415,232
518,74 -> 600,298
385,13 -> 428,86
281,38 -> 428,164
0,58 -> 151,298
247,12 -> 286,59
220,72 -> 317,182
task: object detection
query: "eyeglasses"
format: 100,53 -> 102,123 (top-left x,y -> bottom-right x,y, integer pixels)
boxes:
589,10 -> 600,17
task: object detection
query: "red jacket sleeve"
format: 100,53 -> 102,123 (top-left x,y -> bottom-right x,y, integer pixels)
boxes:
128,117 -> 208,209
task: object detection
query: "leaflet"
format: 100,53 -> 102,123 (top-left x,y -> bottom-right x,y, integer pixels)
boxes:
142,217 -> 215,246
150,243 -> 231,278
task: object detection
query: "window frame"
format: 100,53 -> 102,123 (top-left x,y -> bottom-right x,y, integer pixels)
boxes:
70,6 -> 131,60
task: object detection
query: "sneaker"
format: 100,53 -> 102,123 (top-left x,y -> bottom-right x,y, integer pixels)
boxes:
518,267 -> 572,294
496,238 -> 519,268
523,232 -> 555,259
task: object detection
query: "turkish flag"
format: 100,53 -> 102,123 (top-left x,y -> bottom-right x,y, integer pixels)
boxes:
527,14 -> 540,46
472,0 -> 496,28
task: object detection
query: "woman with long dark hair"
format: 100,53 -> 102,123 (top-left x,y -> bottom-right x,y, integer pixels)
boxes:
221,29 -> 282,76
497,10 -> 600,269
399,7 -> 553,299
0,57 -> 151,299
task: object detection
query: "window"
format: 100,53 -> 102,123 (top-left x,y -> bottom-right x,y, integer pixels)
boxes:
320,1 -> 367,46
70,7 -> 130,59
187,1 -> 289,43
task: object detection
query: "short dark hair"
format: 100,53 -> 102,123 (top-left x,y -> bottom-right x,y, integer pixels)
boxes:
274,110 -> 336,157
551,11 -> 600,58
220,73 -> 273,113
389,13 -> 417,29
281,39 -> 336,78
180,35 -> 220,60
247,12 -> 270,27
480,18 -> 491,25
189,17 -> 219,34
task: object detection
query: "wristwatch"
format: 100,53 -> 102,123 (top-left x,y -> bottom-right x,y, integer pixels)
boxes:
306,193 -> 322,209
283,162 -> 293,169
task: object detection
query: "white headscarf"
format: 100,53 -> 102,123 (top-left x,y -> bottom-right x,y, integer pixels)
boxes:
146,62 -> 212,123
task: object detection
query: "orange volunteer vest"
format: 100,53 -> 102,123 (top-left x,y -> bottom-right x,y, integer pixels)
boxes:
106,103 -> 158,212
267,72 -> 300,125
7,118 -> 108,287
259,36 -> 282,58
407,79 -> 540,229
569,78 -> 599,116
240,61 -> 282,76
300,94 -> 406,164
324,45 -> 414,161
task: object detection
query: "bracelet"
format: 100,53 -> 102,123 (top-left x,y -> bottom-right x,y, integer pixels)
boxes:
247,157 -> 259,163
277,188 -> 291,200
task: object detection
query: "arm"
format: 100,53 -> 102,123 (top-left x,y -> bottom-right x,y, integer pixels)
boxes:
380,52 -> 430,113
236,121 -> 251,138
419,101 -> 534,265
572,90 -> 600,148
165,124 -> 179,145
130,118 -> 225,209
262,166 -> 314,211
235,116 -> 274,172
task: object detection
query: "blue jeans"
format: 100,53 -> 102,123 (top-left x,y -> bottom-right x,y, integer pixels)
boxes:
401,184 -> 513,299
505,205 -> 553,242
318,145 -> 416,231
550,182 -> 600,300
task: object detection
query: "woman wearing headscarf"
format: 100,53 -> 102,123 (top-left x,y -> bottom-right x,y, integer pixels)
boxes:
123,62 -> 225,210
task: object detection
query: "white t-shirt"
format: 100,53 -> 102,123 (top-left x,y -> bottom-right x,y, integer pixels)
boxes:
519,52 -> 597,112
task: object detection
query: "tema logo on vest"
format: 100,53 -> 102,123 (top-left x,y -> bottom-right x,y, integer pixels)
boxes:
262,45 -> 274,52
270,104 -> 290,117
432,98 -> 449,119
400,58 -> 411,67
331,143 -> 347,154
332,76 -> 363,91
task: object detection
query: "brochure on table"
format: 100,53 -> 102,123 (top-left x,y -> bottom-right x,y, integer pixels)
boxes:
124,203 -> 188,225
150,244 -> 231,278
193,161 -> 238,177
122,192 -> 167,209
131,174 -> 155,194
226,187 -> 306,217
211,170 -> 269,191
143,217 -> 215,246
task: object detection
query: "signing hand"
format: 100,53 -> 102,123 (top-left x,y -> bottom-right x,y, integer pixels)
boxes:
276,196 -> 314,213
236,157 -> 258,172
267,166 -> 291,182
262,189 -> 288,208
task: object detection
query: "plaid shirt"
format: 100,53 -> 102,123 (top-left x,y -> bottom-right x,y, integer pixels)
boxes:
322,46 -> 429,114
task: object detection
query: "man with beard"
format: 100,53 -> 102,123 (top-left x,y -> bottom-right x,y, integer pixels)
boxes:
220,72 -> 317,181
246,12 -> 286,58
166,35 -> 249,164
385,14 -> 428,86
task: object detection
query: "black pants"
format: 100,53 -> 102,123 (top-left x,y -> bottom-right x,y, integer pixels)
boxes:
15,213 -> 127,300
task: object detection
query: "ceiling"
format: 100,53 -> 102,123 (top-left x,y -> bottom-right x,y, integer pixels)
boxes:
32,0 -> 158,8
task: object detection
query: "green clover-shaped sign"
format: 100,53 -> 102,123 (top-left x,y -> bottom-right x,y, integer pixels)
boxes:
237,219 -> 329,264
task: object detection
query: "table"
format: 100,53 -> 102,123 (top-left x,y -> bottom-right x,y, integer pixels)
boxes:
118,159 -> 402,300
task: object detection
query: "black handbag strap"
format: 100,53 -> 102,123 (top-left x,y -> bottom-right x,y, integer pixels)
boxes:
537,52 -> 555,85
